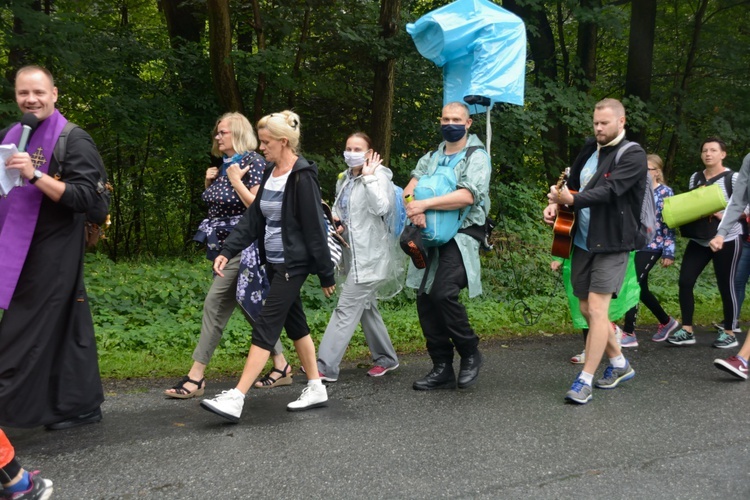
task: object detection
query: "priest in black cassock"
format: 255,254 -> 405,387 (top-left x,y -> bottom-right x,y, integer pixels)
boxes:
0,65 -> 105,430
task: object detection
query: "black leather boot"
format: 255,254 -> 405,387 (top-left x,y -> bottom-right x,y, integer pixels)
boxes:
457,351 -> 483,389
413,362 -> 457,390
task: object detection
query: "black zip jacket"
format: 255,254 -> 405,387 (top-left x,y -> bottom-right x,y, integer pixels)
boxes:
568,137 -> 648,253
220,155 -> 335,288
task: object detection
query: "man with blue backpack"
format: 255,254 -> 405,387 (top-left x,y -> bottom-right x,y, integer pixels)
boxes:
403,101 -> 491,391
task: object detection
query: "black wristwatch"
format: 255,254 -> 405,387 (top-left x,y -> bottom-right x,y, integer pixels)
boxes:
29,170 -> 43,184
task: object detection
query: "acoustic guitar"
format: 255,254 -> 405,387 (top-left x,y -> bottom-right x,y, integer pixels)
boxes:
551,168 -> 576,258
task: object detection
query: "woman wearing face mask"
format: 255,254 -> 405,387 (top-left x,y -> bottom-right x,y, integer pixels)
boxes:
315,133 -> 401,382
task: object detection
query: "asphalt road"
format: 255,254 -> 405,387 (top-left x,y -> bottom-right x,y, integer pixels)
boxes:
5,327 -> 750,499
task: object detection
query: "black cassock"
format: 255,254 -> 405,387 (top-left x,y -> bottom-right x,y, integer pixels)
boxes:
0,127 -> 104,427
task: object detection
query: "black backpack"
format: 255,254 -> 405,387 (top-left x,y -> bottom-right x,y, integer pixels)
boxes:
54,122 -> 111,227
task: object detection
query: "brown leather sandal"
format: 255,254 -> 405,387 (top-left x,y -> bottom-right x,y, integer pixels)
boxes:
164,376 -> 205,399
254,364 -> 293,389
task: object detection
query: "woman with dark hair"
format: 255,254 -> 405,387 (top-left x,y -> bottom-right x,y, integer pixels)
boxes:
201,111 -> 336,423
165,112 -> 291,399
668,138 -> 742,348
315,132 -> 401,382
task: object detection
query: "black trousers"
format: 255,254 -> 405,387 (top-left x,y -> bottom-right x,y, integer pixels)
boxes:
679,238 -> 741,330
251,263 -> 310,351
417,239 -> 479,363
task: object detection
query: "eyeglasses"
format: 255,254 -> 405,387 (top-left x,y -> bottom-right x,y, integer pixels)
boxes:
215,130 -> 230,138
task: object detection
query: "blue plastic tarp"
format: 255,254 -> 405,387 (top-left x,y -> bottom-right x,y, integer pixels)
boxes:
406,0 -> 526,113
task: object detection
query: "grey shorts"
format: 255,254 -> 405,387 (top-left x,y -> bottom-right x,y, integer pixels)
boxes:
570,247 -> 629,299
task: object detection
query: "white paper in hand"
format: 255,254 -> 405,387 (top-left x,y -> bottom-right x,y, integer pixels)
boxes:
0,144 -> 20,196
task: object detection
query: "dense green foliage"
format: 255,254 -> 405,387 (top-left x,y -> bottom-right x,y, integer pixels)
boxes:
2,0 -> 750,259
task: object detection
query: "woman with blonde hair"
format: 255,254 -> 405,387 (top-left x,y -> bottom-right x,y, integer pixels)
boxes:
201,111 -> 336,422
165,112 -> 291,399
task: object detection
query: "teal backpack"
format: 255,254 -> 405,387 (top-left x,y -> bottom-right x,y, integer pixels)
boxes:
414,146 -> 485,247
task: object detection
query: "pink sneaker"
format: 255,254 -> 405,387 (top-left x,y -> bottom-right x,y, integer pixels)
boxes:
367,364 -> 399,377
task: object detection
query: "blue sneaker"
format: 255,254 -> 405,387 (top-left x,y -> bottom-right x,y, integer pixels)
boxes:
595,361 -> 635,389
713,329 -> 739,349
565,377 -> 592,404
667,328 -> 696,346
620,332 -> 638,348
2,470 -> 53,500
652,317 -> 680,342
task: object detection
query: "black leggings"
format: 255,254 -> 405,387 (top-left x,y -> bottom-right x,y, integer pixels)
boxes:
0,458 -> 21,486
623,250 -> 670,333
679,239 -> 741,330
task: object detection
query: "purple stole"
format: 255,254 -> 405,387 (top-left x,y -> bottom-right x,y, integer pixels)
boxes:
0,110 -> 68,309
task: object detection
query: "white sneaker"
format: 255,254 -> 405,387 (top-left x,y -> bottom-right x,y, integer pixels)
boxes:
200,388 -> 245,423
287,383 -> 328,412
612,323 -> 623,345
570,350 -> 585,364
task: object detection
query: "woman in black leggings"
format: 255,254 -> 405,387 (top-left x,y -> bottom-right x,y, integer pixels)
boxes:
668,137 -> 742,348
619,155 -> 679,346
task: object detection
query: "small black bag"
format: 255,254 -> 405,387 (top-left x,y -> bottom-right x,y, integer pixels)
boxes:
399,225 -> 428,269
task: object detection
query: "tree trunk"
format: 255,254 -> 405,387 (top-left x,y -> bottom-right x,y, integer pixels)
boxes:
207,0 -> 243,113
250,0 -> 266,123
665,0 -> 709,175
625,0 -> 657,145
160,0 -> 205,48
370,0 -> 401,166
575,0 -> 600,90
6,0 -> 42,83
287,6 -> 312,110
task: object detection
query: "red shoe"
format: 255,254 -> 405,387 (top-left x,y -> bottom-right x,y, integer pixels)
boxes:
714,356 -> 749,380
367,364 -> 399,377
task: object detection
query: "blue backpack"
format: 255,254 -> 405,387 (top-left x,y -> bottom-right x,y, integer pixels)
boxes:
388,184 -> 407,237
414,146 -> 485,247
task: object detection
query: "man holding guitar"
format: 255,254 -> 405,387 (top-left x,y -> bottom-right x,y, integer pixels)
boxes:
543,98 -> 648,404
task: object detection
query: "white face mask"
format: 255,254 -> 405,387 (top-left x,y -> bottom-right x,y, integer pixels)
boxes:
343,151 -> 367,169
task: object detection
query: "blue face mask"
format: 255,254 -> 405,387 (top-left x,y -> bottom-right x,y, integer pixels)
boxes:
441,124 -> 467,143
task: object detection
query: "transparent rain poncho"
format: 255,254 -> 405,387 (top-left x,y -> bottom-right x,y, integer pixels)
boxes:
333,168 -> 406,300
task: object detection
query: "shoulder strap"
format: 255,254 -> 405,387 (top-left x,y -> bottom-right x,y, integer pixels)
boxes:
429,145 -> 484,160
53,122 -> 79,175
614,141 -> 637,164
705,170 -> 732,186
726,171 -> 735,198
690,171 -> 705,189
